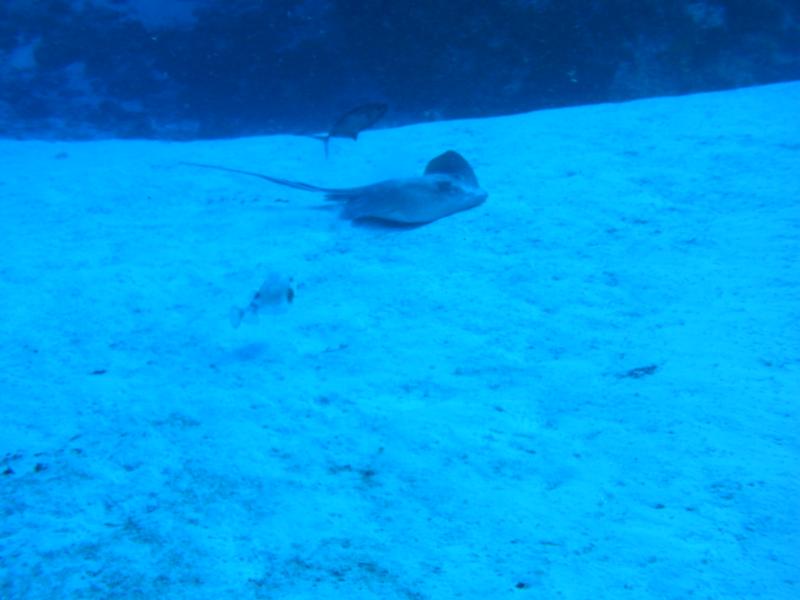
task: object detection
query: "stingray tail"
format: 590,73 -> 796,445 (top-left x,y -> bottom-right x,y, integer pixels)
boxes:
181,162 -> 338,194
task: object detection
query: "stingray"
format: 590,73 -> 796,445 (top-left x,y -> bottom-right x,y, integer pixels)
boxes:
182,150 -> 487,225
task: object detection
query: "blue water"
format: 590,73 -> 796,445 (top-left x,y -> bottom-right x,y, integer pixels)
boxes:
1,3 -> 799,599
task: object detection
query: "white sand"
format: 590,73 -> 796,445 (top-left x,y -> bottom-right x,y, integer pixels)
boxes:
1,82 -> 798,599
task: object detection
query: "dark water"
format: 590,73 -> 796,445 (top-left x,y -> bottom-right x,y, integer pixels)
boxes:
1,0 -> 798,139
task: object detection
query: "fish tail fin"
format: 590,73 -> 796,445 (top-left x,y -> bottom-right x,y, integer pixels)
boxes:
229,307 -> 244,329
305,134 -> 331,158
304,134 -> 331,158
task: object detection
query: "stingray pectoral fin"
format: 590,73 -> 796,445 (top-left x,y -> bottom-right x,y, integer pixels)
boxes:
423,151 -> 479,187
332,180 -> 430,223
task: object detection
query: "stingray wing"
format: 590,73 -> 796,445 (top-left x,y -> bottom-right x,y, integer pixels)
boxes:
423,150 -> 479,187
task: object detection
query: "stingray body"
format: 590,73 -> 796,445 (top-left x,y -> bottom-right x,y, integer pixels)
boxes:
183,150 -> 487,225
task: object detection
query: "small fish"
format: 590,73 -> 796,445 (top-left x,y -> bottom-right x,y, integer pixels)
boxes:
310,102 -> 388,157
230,273 -> 294,329
183,150 -> 487,225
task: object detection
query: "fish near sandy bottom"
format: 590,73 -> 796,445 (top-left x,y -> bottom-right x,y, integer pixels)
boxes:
230,273 -> 294,329
310,102 -> 388,157
183,150 -> 488,225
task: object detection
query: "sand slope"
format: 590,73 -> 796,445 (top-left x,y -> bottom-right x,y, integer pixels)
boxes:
1,82 -> 798,599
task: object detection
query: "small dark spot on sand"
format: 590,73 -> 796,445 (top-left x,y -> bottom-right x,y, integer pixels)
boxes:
619,364 -> 658,379
90,369 -> 107,375
329,464 -> 354,475
2,467 -> 13,476
34,463 -> 48,473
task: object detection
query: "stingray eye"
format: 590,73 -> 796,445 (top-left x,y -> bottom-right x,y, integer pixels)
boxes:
436,180 -> 455,193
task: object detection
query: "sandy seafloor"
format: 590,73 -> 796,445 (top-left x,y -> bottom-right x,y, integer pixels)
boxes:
1,82 -> 798,599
